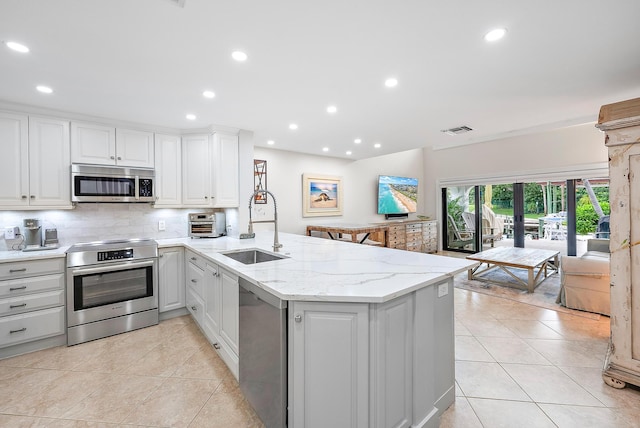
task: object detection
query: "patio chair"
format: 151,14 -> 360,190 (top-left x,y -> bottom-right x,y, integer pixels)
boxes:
447,213 -> 474,249
461,211 -> 502,247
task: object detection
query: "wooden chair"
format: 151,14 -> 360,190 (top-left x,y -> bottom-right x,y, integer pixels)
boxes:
447,214 -> 474,249
462,211 -> 501,247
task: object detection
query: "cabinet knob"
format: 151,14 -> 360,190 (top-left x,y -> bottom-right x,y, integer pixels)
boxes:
21,195 -> 27,199
30,195 -> 35,199
191,305 -> 197,311
294,314 -> 302,323
110,156 -> 115,160
213,343 -> 221,350
204,196 -> 208,199
190,257 -> 197,261
117,156 -> 122,160
191,279 -> 197,283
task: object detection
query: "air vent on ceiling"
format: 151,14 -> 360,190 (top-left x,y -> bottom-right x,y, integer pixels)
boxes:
169,0 -> 186,7
441,125 -> 473,136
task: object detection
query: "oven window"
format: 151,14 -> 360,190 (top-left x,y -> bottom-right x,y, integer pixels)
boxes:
74,176 -> 135,197
73,265 -> 153,311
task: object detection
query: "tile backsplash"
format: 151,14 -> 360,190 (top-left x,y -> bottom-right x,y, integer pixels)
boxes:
0,204 -> 237,251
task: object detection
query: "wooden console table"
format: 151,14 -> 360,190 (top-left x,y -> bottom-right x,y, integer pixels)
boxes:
306,224 -> 388,245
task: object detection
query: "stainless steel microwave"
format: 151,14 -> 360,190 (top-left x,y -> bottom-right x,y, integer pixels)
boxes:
71,164 -> 155,202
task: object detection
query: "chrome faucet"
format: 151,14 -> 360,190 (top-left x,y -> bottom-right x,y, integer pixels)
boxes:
247,189 -> 283,252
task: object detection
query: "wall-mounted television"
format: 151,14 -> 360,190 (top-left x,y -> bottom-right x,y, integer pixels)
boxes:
377,175 -> 418,218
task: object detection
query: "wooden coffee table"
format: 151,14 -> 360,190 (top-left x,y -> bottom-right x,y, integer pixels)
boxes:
466,247 -> 560,293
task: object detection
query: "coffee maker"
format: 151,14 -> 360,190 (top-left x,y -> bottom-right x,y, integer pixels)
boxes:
22,219 -> 58,252
23,219 -> 43,250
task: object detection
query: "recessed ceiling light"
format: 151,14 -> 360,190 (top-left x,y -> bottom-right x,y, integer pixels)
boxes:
186,114 -> 197,120
35,85 -> 53,94
5,41 -> 29,53
202,90 -> 215,98
346,151 -> 352,155
326,105 -> 337,114
232,51 -> 248,62
267,140 -> 275,145
289,123 -> 298,130
384,78 -> 398,88
322,147 -> 329,152
354,138 -> 362,144
374,143 -> 381,148
484,28 -> 507,42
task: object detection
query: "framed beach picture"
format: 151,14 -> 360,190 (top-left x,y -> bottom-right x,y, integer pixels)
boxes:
302,173 -> 343,217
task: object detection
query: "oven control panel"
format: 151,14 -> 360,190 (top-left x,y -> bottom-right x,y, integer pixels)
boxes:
97,249 -> 134,262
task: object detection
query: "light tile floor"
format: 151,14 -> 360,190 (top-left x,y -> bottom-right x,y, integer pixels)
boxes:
0,290 -> 639,427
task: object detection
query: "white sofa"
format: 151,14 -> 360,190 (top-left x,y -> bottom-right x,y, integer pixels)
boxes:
557,239 -> 610,315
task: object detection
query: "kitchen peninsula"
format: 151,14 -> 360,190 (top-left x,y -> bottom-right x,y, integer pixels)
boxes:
0,232 -> 476,428
161,232 -> 476,428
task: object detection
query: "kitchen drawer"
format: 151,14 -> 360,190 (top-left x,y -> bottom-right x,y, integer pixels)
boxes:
387,225 -> 405,234
186,261 -> 205,299
0,273 -> 64,298
186,286 -> 204,328
185,250 -> 206,270
0,258 -> 65,281
0,306 -> 65,348
0,290 -> 64,317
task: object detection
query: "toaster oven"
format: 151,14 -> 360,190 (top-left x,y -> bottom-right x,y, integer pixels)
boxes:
188,213 -> 226,238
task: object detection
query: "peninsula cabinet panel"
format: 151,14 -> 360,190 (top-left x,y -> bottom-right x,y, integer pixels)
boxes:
289,301 -> 369,428
371,295 -> 414,428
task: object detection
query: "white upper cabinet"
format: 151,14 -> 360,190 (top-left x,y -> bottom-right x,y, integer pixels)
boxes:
182,132 -> 239,207
154,134 -> 182,206
71,121 -> 154,168
0,112 -> 29,207
116,128 -> 155,168
28,117 -> 71,207
0,112 -> 71,209
212,132 -> 239,207
181,134 -> 211,206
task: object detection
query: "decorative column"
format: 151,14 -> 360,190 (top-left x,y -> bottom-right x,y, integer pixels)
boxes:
596,97 -> 640,389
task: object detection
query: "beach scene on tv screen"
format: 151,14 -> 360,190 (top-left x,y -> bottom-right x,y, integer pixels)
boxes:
378,176 -> 418,214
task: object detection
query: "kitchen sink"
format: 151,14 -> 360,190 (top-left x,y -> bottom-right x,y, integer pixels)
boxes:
221,249 -> 288,264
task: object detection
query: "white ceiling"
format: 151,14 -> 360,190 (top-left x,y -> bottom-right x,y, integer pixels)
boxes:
1,0 -> 639,160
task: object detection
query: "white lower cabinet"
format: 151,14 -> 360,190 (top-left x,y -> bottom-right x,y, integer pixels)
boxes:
0,258 -> 66,357
158,247 -> 185,313
186,257 -> 239,379
288,279 -> 455,428
289,301 -> 370,428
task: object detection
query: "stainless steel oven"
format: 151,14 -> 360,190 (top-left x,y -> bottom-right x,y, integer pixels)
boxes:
66,239 -> 159,345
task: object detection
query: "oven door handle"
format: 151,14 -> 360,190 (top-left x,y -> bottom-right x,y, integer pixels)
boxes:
69,259 -> 155,276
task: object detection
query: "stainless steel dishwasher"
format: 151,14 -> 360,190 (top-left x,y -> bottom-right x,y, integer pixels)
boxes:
239,278 -> 288,428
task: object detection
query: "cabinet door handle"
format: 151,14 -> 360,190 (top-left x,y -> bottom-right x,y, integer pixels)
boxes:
9,268 -> 27,273
10,303 -> 27,309
190,257 -> 197,261
294,314 -> 302,323
191,305 -> 197,311
10,327 -> 27,334
213,343 -> 221,350
191,279 -> 197,283
21,195 -> 27,199
10,286 -> 27,291
30,195 -> 35,199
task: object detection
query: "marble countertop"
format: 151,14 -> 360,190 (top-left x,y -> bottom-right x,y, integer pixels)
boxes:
160,233 -> 477,303
0,233 -> 477,303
